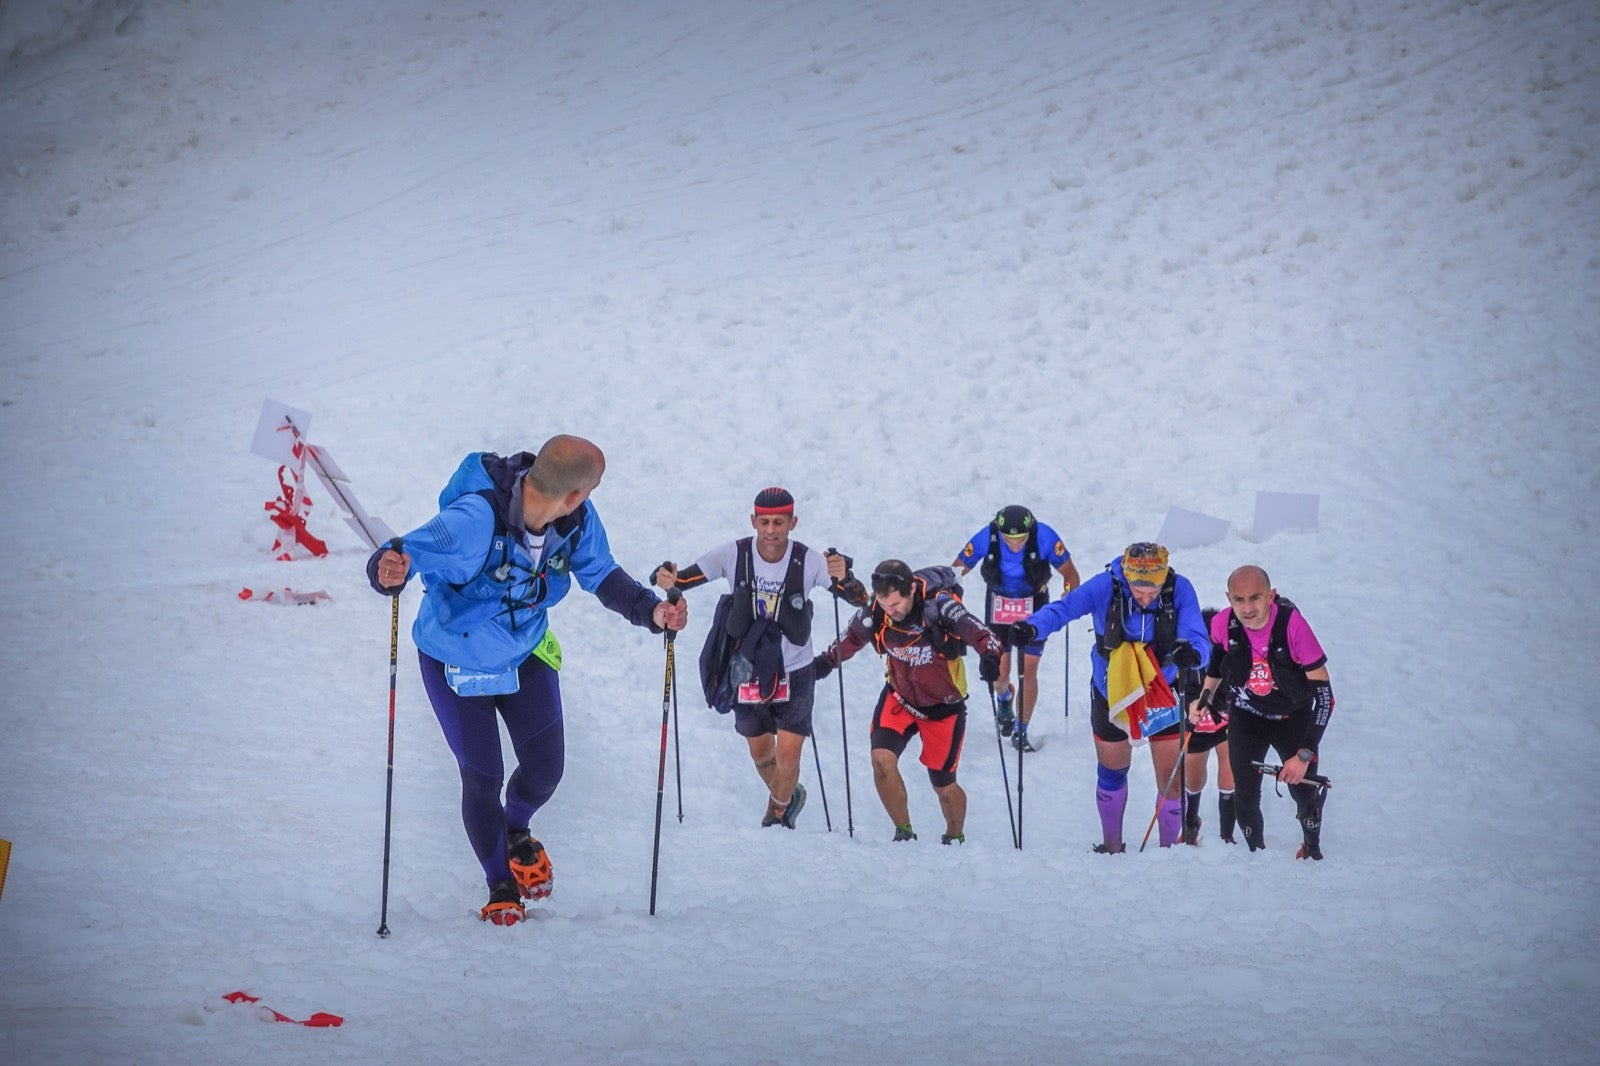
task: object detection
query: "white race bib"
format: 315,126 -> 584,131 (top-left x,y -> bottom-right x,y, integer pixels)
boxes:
445,662 -> 521,697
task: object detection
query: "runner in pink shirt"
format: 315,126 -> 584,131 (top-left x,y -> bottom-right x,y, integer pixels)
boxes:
1189,565 -> 1335,859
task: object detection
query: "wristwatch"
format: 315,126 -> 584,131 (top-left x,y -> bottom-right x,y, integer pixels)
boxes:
1295,747 -> 1316,765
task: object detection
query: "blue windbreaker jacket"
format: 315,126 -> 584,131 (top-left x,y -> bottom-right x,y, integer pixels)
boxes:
369,453 -> 660,673
1025,558 -> 1209,698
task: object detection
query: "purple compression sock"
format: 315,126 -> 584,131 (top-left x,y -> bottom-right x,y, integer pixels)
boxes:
1157,795 -> 1183,847
1096,784 -> 1128,847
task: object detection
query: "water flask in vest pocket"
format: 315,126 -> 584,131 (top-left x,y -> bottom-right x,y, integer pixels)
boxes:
739,672 -> 791,704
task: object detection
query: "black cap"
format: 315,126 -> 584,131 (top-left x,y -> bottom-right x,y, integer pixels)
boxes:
996,505 -> 1035,537
869,559 -> 915,597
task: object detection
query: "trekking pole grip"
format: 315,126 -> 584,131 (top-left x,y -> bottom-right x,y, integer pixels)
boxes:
664,588 -> 682,644
825,547 -> 854,591
386,537 -> 405,597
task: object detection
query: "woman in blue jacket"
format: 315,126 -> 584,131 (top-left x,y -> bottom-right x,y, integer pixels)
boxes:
369,435 -> 686,924
1007,543 -> 1208,853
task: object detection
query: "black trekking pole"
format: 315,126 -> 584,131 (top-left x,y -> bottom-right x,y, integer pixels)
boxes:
989,683 -> 1019,848
672,646 -> 683,823
649,589 -> 682,916
809,734 -> 833,831
827,550 -> 855,837
376,539 -> 403,939
1064,623 -> 1071,721
1015,652 -> 1026,849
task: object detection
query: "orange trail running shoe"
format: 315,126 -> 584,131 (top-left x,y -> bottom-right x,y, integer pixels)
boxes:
507,827 -> 553,900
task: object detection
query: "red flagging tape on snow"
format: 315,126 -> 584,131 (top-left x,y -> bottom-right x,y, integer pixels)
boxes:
237,587 -> 332,605
221,990 -> 343,1027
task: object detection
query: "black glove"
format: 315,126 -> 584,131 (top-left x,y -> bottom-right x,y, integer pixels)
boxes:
1171,640 -> 1202,669
811,654 -> 833,682
978,652 -> 1001,683
1006,620 -> 1038,647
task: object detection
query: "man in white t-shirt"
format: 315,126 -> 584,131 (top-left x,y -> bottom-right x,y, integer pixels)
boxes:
653,487 -> 866,828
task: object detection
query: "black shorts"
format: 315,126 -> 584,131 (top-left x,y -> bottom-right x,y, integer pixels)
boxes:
1186,724 -> 1228,755
733,667 -> 816,738
1090,684 -> 1182,744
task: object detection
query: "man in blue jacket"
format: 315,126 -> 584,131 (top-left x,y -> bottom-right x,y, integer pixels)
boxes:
953,504 -> 1080,752
368,435 -> 687,925
1007,543 -> 1208,853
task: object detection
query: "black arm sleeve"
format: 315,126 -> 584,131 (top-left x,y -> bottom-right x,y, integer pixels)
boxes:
651,563 -> 712,590
1301,679 -> 1335,751
597,568 -> 664,632
1205,640 -> 1226,678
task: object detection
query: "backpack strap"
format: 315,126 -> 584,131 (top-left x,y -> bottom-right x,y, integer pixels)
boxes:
778,542 -> 813,645
979,520 -> 1004,587
447,485 -> 511,593
1153,571 -> 1179,663
1097,569 -> 1178,659
724,537 -> 757,639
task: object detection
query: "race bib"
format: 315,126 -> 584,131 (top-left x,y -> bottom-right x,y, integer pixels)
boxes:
445,662 -> 521,697
738,673 -> 791,704
1141,701 -> 1182,737
991,595 -> 1032,625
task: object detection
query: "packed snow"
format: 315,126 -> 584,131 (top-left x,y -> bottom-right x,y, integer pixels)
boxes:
1,1 -> 1597,1063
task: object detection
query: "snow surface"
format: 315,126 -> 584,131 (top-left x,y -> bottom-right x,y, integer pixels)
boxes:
2,1 -> 1597,1062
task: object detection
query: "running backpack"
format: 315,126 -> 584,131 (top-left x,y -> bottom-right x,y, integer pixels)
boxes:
698,538 -> 811,713
869,565 -> 967,657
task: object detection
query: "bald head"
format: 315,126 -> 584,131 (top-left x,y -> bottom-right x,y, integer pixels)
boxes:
1227,565 -> 1271,596
1226,565 -> 1275,630
526,435 -> 606,497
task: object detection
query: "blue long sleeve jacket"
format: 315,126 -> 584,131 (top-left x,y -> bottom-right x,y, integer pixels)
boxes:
1025,558 -> 1209,698
368,456 -> 660,673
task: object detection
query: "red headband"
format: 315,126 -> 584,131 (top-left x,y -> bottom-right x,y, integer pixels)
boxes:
753,487 -> 794,515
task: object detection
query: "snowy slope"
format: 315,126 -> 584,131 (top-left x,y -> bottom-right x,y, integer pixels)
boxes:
1,1 -> 1597,1063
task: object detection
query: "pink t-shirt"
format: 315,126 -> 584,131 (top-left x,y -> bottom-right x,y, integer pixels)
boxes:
1209,602 -> 1325,713
1210,602 -> 1325,666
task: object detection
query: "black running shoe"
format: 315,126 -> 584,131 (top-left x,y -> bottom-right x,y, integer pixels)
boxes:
781,783 -> 807,829
893,825 -> 917,842
995,691 -> 1016,737
1092,842 -> 1126,855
